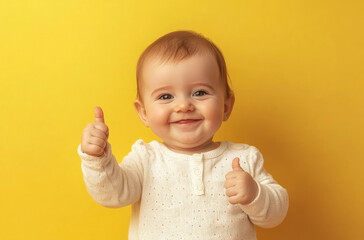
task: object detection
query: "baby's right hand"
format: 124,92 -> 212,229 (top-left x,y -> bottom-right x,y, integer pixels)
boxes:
81,106 -> 109,157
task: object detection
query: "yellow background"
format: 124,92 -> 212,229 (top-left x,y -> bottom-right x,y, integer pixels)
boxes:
1,0 -> 363,239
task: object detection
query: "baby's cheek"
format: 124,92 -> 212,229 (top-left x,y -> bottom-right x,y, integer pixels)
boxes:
204,102 -> 224,126
149,106 -> 168,122
149,107 -> 171,130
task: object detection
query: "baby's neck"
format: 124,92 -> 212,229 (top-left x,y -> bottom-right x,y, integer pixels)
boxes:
163,141 -> 220,155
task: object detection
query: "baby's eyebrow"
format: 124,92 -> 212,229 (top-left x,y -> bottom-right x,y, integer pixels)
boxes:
192,83 -> 214,89
150,86 -> 172,97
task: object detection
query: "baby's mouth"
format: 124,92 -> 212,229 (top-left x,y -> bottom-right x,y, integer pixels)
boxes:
171,119 -> 201,124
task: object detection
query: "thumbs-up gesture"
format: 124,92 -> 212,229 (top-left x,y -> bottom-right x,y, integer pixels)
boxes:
81,106 -> 110,157
224,157 -> 259,205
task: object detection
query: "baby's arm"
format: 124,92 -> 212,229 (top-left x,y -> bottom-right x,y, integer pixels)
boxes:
78,107 -> 143,208
239,147 -> 289,228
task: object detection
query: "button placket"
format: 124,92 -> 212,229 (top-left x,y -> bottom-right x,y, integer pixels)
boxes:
190,153 -> 204,195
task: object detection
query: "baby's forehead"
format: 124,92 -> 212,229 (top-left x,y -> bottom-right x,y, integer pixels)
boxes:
144,51 -> 218,71
143,54 -> 219,81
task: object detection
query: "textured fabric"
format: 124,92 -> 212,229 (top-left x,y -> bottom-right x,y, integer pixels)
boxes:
78,140 -> 288,240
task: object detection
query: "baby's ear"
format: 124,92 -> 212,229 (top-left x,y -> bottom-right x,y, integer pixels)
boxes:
134,99 -> 150,127
223,93 -> 235,121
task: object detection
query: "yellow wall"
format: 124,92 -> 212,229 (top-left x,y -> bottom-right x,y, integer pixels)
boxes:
1,1 -> 363,239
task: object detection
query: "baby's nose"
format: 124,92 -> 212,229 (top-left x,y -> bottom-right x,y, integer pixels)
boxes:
174,98 -> 195,112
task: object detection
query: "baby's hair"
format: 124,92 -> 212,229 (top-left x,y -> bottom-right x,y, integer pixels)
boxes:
136,30 -> 232,100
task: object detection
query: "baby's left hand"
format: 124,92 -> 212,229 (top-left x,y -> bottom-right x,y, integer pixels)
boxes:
224,157 -> 259,205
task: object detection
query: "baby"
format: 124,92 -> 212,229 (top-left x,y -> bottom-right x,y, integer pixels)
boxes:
78,30 -> 288,240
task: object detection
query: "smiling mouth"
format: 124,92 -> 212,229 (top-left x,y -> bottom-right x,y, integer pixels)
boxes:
171,119 -> 201,124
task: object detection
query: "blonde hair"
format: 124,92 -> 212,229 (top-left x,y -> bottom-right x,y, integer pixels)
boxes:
136,30 -> 232,100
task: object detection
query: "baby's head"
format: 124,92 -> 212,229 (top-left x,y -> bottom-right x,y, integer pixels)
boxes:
134,30 -> 235,153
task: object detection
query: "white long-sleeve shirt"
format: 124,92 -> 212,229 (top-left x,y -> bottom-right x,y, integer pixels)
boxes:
78,140 -> 288,240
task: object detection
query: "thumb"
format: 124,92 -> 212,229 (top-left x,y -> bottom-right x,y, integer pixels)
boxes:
232,157 -> 244,171
94,106 -> 105,123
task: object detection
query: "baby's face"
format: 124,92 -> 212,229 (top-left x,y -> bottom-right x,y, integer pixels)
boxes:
134,53 -> 234,154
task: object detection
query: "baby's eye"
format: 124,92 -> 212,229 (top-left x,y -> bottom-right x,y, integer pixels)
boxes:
159,94 -> 173,100
192,90 -> 208,97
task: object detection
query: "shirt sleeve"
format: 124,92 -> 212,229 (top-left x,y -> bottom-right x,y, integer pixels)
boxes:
239,146 -> 289,228
78,140 -> 148,208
